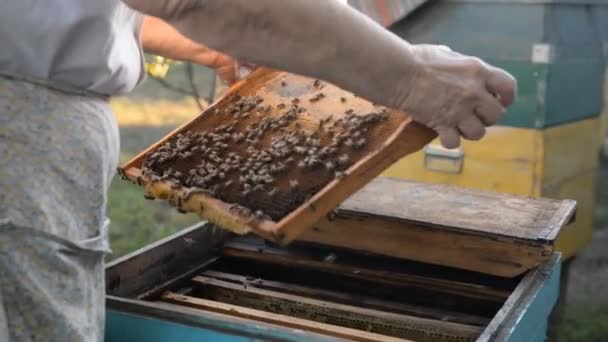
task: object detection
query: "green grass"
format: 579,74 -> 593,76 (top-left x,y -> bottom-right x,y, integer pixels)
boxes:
106,177 -> 200,259
106,123 -> 201,259
557,301 -> 608,342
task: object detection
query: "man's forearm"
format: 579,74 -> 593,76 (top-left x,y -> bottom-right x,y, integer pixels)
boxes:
126,0 -> 417,110
140,15 -> 231,70
124,0 -> 516,149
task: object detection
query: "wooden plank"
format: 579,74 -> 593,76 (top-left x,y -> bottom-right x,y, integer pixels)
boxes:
108,296 -> 340,342
190,275 -> 483,341
299,213 -> 553,277
105,223 -> 229,297
222,243 -> 510,302
336,177 -> 576,242
162,292 -> 412,342
202,270 -> 490,326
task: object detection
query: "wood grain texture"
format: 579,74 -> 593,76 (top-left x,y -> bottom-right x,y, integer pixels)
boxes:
162,292 -> 412,342
201,270 -> 491,326
295,177 -> 574,276
300,214 -> 552,277
190,275 -> 482,340
222,242 -> 510,302
335,177 -> 576,241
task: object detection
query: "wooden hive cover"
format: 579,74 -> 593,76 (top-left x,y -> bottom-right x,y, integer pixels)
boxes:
119,68 -> 435,245
299,177 -> 577,277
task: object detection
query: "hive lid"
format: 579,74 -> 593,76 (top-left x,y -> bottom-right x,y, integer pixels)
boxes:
119,68 -> 435,245
298,177 -> 576,277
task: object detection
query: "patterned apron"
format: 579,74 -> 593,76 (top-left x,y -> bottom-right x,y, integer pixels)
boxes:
0,75 -> 119,341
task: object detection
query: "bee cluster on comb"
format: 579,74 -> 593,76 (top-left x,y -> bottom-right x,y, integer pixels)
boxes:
138,79 -> 391,222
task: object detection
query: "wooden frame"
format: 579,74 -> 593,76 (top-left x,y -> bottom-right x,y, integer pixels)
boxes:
298,177 -> 576,277
105,222 -> 563,342
119,68 -> 435,245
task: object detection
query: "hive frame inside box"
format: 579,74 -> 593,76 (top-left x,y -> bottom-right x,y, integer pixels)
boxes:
105,222 -> 563,342
119,68 -> 436,245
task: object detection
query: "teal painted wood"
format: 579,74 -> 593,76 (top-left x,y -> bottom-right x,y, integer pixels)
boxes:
389,1 -> 607,129
105,297 -> 340,342
105,309 -> 334,342
503,255 -> 562,342
106,310 -> 254,342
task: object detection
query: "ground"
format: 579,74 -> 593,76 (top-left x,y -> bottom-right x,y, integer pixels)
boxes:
107,66 -> 608,341
556,157 -> 608,342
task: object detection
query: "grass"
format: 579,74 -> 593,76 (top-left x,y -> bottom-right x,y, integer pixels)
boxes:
106,176 -> 199,259
557,301 -> 608,342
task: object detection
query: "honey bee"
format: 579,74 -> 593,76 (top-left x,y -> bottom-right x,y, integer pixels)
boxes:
289,179 -> 299,189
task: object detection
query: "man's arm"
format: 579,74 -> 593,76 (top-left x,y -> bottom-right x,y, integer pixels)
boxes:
140,15 -> 238,84
124,0 -> 516,148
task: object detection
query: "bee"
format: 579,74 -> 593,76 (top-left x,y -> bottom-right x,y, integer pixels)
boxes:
255,210 -> 268,220
277,103 -> 286,109
337,154 -> 350,166
281,81 -> 287,87
294,146 -> 307,155
353,138 -> 366,149
291,98 -> 300,105
325,161 -> 336,171
309,92 -> 326,103
313,79 -> 322,88
334,171 -> 346,179
289,179 -> 299,189
340,97 -> 347,103
268,187 -> 278,197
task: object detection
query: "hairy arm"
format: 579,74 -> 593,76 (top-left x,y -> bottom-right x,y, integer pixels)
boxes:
124,0 -> 516,148
140,15 -> 237,83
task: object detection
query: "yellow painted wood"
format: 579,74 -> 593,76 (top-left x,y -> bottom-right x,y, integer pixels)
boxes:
542,118 -> 601,187
383,126 -> 538,195
382,118 -> 603,259
543,170 -> 596,259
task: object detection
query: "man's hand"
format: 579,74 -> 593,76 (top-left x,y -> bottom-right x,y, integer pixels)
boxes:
393,45 -> 516,148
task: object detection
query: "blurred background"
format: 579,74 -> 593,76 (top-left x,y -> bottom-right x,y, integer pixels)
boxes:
108,1 -> 608,341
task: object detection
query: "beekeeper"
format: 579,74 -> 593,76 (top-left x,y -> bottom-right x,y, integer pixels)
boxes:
0,0 -> 516,341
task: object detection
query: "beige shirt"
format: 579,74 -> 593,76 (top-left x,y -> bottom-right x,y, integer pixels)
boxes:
0,0 -> 145,96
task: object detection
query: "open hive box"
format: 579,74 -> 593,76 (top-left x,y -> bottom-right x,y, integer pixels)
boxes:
119,68 -> 436,244
106,178 -> 575,342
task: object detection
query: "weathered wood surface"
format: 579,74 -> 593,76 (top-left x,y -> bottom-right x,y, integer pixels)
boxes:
335,177 -> 575,241
161,292 -> 412,342
201,270 -> 490,326
222,241 -> 510,302
190,275 -> 483,340
297,177 -> 575,276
